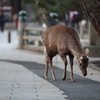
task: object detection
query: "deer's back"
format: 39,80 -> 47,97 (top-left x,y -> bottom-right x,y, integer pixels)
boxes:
42,24 -> 81,53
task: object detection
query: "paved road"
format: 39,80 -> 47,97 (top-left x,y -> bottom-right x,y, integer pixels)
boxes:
1,59 -> 100,100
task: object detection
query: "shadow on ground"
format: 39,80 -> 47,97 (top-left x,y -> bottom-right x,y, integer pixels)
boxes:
0,59 -> 100,100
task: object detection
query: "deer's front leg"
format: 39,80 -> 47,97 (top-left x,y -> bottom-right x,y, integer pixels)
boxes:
69,55 -> 75,82
60,53 -> 67,80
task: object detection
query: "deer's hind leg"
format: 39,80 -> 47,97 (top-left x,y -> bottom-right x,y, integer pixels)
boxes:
44,55 -> 49,79
44,47 -> 57,80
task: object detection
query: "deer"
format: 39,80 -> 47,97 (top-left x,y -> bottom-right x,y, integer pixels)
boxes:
42,24 -> 89,81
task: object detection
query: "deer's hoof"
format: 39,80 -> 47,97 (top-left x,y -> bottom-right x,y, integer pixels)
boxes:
71,79 -> 75,82
70,77 -> 75,82
62,76 -> 66,80
44,75 -> 48,80
52,76 -> 56,80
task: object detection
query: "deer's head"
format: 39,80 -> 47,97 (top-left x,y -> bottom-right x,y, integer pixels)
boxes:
72,48 -> 89,76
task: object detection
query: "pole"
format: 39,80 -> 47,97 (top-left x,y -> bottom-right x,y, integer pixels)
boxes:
8,31 -> 11,43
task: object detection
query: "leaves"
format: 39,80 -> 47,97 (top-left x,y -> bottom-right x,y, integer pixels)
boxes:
40,0 -> 79,15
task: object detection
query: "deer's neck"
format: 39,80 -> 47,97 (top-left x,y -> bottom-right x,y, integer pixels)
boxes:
69,42 -> 83,56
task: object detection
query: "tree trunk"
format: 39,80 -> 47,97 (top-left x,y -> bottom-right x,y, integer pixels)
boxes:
77,0 -> 100,37
11,0 -> 21,14
34,0 -> 56,27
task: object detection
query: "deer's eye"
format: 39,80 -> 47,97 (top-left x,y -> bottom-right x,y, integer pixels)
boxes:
80,63 -> 82,66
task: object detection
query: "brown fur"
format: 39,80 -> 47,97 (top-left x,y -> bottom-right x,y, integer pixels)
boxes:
42,24 -> 89,81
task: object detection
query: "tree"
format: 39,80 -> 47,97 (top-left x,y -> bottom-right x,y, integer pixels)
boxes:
77,0 -> 100,37
34,0 -> 57,27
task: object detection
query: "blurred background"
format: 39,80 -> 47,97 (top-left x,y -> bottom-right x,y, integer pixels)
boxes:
1,0 -> 100,58
0,0 -> 88,38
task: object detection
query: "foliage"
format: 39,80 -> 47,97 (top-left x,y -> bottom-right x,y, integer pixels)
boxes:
43,0 -> 79,15
21,0 -> 34,3
7,0 -> 34,3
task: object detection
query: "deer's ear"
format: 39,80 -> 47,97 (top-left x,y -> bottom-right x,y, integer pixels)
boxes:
85,48 -> 89,55
71,49 -> 78,57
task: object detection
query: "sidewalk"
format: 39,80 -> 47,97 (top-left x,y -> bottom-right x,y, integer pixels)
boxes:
0,30 -> 100,100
